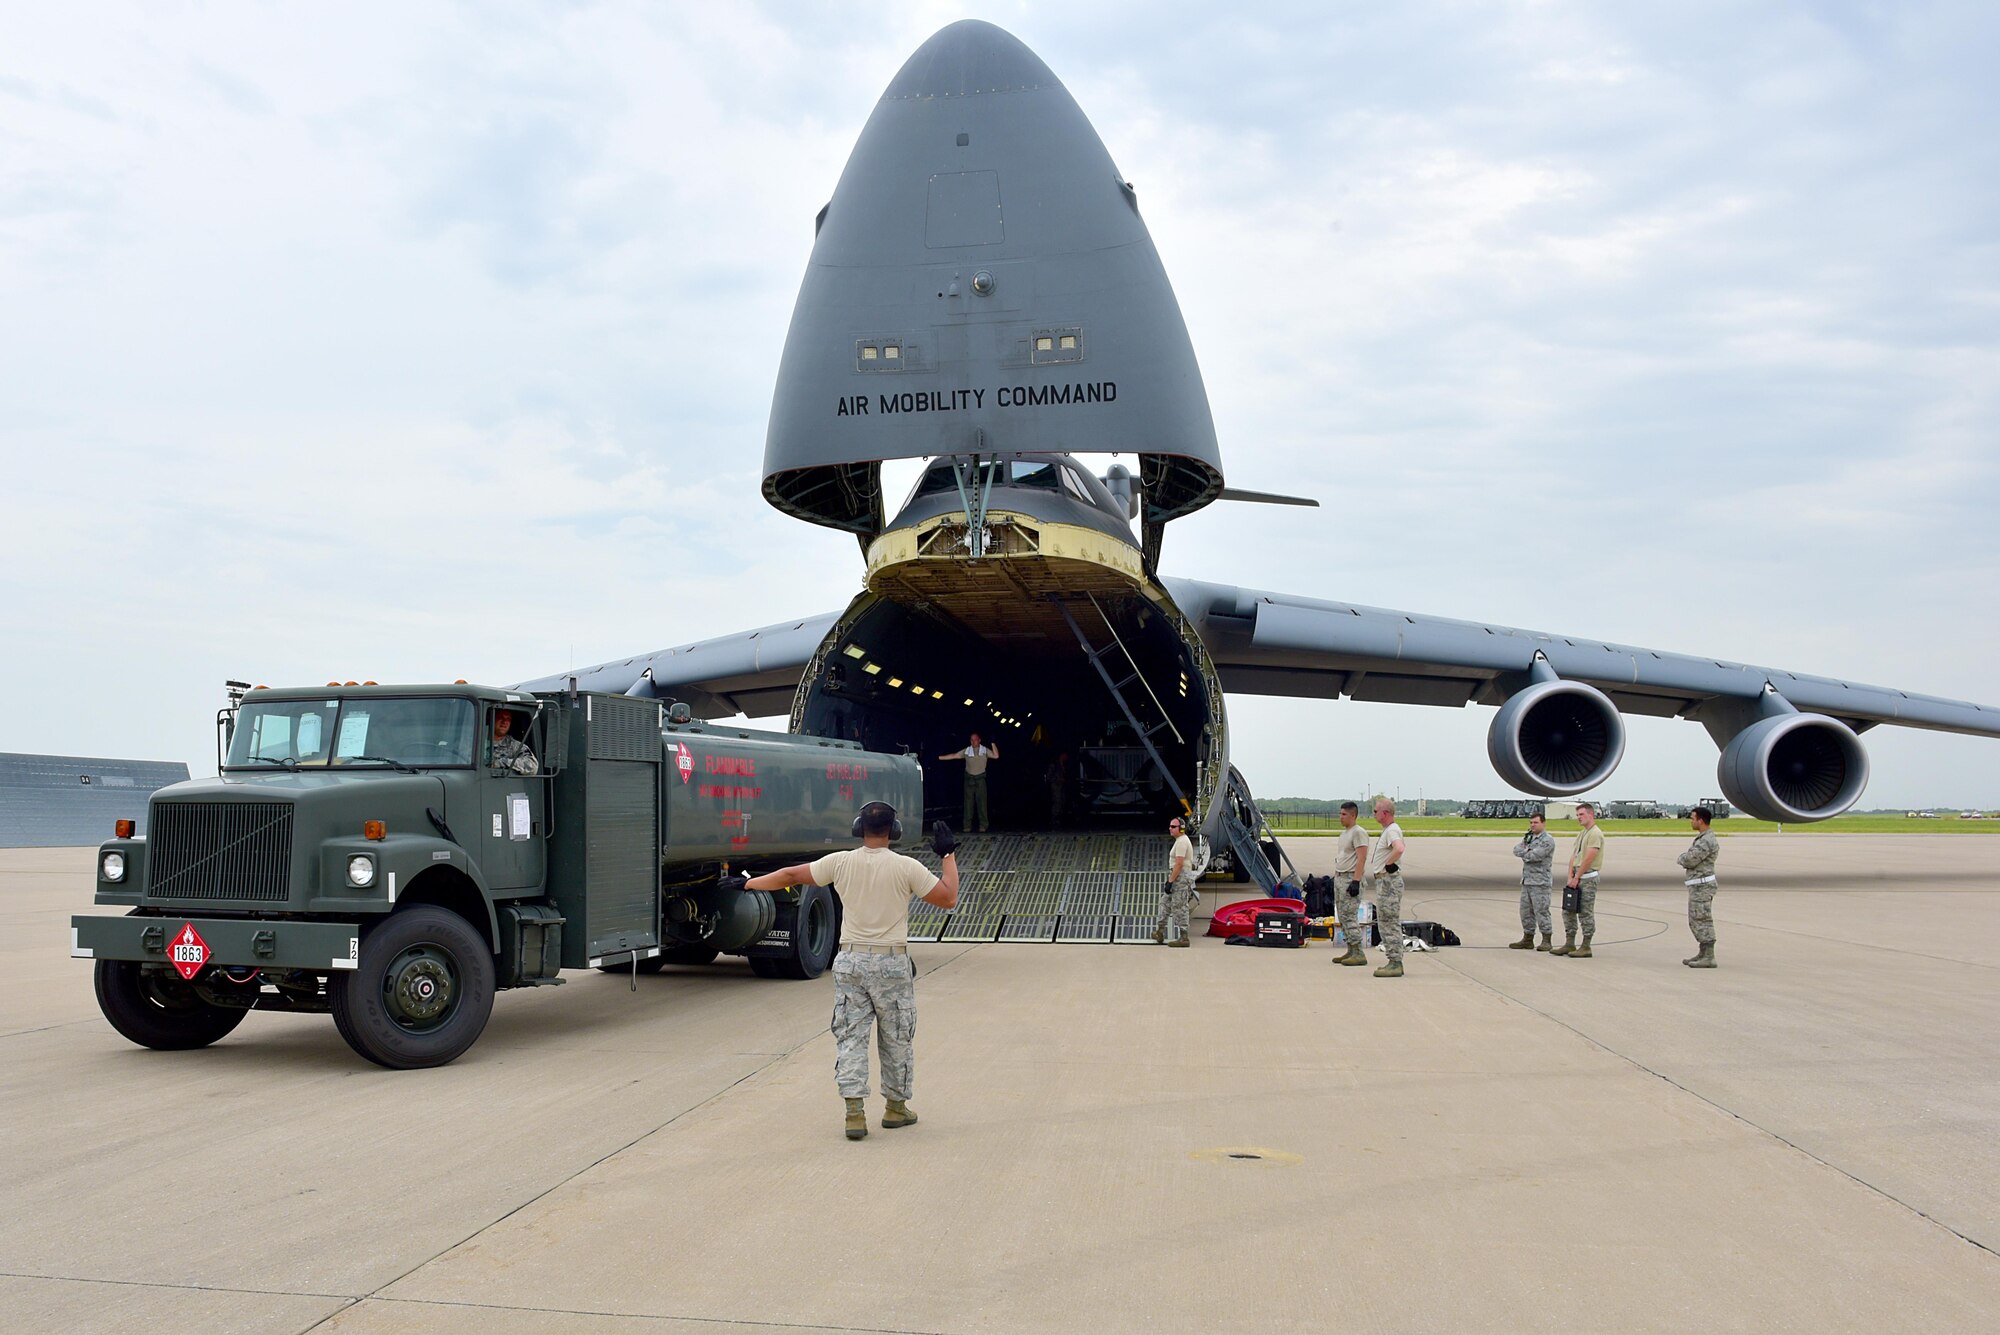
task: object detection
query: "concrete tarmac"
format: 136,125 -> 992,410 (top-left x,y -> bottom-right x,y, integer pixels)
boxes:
4,836 -> 1998,1333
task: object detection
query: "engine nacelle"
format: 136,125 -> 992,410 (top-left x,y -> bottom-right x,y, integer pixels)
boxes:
1716,713 -> 1868,823
1486,679 -> 1625,796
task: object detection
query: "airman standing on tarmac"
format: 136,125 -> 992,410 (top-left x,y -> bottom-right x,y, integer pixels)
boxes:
1332,801 -> 1371,966
1361,799 -> 1408,978
1678,805 -> 1721,968
1556,801 -> 1604,958
1152,815 -> 1198,947
1510,812 -> 1556,951
745,804 -> 959,1141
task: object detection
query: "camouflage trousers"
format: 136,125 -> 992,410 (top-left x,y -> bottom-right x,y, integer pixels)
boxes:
1562,875 -> 1598,940
1688,880 -> 1718,945
1370,872 -> 1406,962
1155,874 -> 1198,940
832,950 -> 916,1100
1336,877 -> 1366,948
1518,880 -> 1552,937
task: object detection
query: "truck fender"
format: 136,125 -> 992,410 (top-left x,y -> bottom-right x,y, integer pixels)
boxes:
395,860 -> 502,955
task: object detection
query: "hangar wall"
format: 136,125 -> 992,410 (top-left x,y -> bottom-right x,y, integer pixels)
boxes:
0,753 -> 191,848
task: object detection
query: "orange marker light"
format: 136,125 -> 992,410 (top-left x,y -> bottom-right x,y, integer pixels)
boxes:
114,819 -> 135,839
363,821 -> 386,841
363,680 -> 378,686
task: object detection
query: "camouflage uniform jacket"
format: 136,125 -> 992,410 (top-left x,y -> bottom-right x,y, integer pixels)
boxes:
1677,831 -> 1719,880
1512,831 -> 1556,888
492,736 -> 540,776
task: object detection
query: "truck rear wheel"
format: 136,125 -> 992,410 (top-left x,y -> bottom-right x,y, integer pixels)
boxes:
94,960 -> 249,1051
329,906 -> 495,1069
751,882 -> 839,980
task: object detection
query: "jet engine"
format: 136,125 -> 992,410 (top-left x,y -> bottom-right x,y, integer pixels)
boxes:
1486,679 -> 1625,796
1716,712 -> 1868,822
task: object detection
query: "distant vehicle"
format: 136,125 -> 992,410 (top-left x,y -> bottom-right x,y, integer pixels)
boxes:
1961,811 -> 1986,820
1911,810 -> 1940,818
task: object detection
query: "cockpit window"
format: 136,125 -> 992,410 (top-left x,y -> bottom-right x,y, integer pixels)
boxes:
900,457 -> 1120,523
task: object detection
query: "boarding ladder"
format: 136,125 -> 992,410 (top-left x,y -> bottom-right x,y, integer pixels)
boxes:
1220,764 -> 1300,895
1052,595 -> 1188,814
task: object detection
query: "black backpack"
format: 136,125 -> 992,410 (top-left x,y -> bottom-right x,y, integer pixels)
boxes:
1302,874 -> 1337,917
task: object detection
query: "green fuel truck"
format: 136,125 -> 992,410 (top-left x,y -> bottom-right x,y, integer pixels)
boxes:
71,683 -> 923,1068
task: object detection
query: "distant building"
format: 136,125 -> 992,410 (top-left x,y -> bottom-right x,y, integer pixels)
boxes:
0,753 -> 191,848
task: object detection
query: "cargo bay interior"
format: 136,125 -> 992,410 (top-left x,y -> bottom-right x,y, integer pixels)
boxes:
792,591 -> 1213,834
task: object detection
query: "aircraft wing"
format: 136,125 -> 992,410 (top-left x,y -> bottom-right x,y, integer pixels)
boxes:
513,612 -> 840,719
1164,576 -> 2000,738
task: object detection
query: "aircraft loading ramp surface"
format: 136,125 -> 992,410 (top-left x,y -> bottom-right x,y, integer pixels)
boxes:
905,832 -> 1206,943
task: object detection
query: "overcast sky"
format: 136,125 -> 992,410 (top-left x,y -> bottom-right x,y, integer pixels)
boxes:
5,1 -> 1998,807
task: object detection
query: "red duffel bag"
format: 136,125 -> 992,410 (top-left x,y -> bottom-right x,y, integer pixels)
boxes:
1207,898 -> 1309,938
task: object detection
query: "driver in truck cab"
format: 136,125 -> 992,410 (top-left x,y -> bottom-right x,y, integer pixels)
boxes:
490,709 -> 539,776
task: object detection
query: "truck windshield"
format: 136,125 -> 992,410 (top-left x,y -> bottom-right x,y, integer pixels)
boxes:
226,698 -> 479,769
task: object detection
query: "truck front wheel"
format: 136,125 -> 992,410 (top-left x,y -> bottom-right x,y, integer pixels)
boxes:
750,882 -> 839,980
329,906 -> 495,1069
95,960 -> 249,1051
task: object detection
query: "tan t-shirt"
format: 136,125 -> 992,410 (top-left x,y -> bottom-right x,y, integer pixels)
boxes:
1335,824 -> 1368,878
1367,822 -> 1404,876
1168,833 -> 1193,878
962,745 -> 994,776
1570,826 -> 1605,876
808,845 -> 937,946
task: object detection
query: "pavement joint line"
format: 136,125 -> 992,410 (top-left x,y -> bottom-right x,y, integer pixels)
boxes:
301,943 -> 991,1334
1427,951 -> 2000,1263
343,1293 -> 952,1333
0,1267 -> 356,1303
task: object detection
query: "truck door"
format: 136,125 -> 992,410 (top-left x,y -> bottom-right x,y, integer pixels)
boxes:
481,703 -> 548,892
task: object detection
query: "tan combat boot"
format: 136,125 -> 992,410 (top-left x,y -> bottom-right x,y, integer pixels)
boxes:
1508,933 -> 1534,950
1373,960 -> 1404,978
1550,935 -> 1575,957
1536,933 -> 1553,951
1167,935 -> 1191,948
1334,944 -> 1368,966
1150,924 -> 1164,944
883,1100 -> 919,1129
1570,938 -> 1593,959
1684,943 -> 1716,969
844,1098 -> 868,1141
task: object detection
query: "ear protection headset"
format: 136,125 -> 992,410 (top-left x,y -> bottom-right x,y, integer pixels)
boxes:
851,801 -> 903,841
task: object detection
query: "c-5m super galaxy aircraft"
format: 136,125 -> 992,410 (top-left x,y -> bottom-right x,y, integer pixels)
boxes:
525,20 -> 1999,889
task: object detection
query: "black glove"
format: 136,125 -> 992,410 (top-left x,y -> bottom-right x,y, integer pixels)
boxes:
1385,862 -> 1401,874
1346,880 -> 1360,898
930,820 -> 957,857
719,873 -> 750,895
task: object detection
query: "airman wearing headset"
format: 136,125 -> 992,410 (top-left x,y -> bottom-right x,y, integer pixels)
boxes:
746,804 -> 959,1141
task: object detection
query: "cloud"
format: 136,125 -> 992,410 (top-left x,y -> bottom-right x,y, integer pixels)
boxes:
3,0 -> 1997,804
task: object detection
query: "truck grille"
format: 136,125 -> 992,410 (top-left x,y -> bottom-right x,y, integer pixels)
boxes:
148,801 -> 295,902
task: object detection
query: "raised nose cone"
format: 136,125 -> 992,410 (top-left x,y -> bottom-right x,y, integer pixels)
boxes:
762,21 -> 1222,550
881,20 -> 1057,99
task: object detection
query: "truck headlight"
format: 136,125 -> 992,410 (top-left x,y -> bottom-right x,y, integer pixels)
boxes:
102,851 -> 126,883
347,855 -> 376,887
